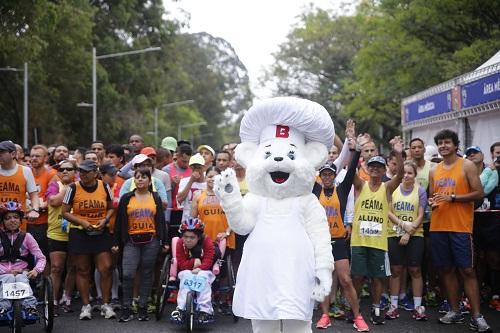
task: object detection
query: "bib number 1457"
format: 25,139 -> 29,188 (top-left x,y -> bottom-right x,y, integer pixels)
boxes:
2,282 -> 32,299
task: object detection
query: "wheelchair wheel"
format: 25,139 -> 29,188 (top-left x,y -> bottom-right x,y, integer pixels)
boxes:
185,291 -> 194,333
155,254 -> 170,321
41,276 -> 54,332
226,253 -> 235,289
12,300 -> 22,333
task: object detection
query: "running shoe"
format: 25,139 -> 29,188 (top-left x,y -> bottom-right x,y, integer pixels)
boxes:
118,307 -> 134,323
412,305 -> 428,321
399,295 -> 414,311
460,297 -> 471,315
488,296 -> 500,311
353,315 -> 369,332
360,283 -> 370,298
328,304 -> 345,319
197,311 -> 214,324
92,297 -> 102,312
60,294 -> 73,313
438,300 -> 450,314
315,314 -> 332,329
438,310 -> 464,324
137,306 -> 149,321
379,295 -> 390,311
370,308 -> 385,325
24,307 -> 39,321
79,304 -> 92,320
0,308 -> 8,321
469,314 -> 492,332
100,303 -> 116,319
385,305 -> 399,320
170,309 -> 184,324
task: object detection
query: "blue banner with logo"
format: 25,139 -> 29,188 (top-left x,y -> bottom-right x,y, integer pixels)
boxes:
403,90 -> 452,123
461,71 -> 500,109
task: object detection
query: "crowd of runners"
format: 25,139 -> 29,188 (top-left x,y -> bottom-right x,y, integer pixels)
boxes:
0,119 -> 498,332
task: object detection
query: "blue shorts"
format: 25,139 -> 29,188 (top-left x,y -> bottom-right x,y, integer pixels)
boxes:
430,232 -> 473,268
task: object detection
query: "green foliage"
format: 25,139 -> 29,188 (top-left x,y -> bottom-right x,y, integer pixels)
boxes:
0,0 -> 252,149
267,0 -> 500,145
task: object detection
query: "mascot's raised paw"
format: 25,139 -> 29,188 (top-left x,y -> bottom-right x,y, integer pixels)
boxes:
214,168 -> 240,199
312,268 -> 333,302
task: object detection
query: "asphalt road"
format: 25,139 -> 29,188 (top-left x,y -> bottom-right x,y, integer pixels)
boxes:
15,300 -> 499,333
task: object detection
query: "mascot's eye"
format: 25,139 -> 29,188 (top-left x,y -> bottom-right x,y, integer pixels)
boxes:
287,151 -> 295,160
265,151 -> 271,159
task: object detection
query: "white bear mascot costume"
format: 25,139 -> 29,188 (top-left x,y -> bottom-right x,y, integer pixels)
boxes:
214,97 -> 335,333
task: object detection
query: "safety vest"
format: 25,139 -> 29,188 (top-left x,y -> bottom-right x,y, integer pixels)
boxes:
126,194 -> 157,235
318,187 -> 345,238
351,182 -> 389,251
390,184 -> 422,237
0,165 -> 28,231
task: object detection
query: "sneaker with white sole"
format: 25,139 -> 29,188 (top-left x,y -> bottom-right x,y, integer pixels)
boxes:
100,303 -> 117,319
469,314 -> 492,332
439,310 -> 464,324
79,304 -> 92,320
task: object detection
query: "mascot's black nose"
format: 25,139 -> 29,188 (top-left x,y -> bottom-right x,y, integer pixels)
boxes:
274,157 -> 283,162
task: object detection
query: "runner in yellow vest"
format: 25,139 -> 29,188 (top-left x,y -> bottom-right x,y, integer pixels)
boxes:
386,161 -> 427,321
351,134 -> 404,325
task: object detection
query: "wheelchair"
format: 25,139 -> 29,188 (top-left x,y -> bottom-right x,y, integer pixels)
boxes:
155,236 -> 237,331
0,274 -> 54,333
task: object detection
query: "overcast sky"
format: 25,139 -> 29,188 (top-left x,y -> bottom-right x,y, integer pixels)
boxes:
164,0 -> 351,99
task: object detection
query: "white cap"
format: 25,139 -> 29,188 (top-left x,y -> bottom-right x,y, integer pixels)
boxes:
131,154 -> 151,167
424,145 -> 439,161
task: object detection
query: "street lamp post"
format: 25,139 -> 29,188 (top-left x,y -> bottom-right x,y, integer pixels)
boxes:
178,122 -> 207,141
0,63 -> 28,148
91,46 -> 161,141
153,99 -> 194,146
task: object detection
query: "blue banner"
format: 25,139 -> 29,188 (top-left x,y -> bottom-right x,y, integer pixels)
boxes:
403,90 -> 452,123
461,71 -> 500,108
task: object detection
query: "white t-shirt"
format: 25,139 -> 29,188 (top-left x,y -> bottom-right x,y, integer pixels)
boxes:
0,164 -> 38,193
177,178 -> 206,222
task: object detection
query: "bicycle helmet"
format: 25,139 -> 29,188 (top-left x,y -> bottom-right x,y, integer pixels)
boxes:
179,217 -> 204,233
0,201 -> 24,220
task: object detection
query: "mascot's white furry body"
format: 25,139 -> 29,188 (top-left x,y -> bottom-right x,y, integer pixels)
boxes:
214,97 -> 335,333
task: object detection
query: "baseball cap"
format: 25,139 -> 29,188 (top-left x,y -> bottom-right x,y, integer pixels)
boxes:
0,140 -> 16,152
99,162 -> 118,175
367,155 -> 387,166
465,145 -> 482,156
79,159 -> 98,172
189,153 -> 205,166
140,147 -> 156,156
319,162 -> 337,174
131,154 -> 152,167
161,137 -> 177,151
197,145 -> 215,156
424,145 -> 439,161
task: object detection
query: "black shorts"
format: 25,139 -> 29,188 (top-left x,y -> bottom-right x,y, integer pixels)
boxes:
68,228 -> 113,255
473,212 -> 500,251
48,239 -> 68,253
388,236 -> 424,267
423,222 -> 430,237
27,223 -> 49,258
332,237 -> 349,262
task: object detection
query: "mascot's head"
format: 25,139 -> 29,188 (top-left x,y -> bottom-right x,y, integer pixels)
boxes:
235,97 -> 335,199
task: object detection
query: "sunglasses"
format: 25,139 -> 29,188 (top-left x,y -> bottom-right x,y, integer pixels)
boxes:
59,167 -> 74,172
79,169 -> 95,174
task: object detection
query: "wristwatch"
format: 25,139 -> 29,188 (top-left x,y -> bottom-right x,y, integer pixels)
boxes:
30,208 -> 40,213
451,194 -> 456,202
225,231 -> 231,237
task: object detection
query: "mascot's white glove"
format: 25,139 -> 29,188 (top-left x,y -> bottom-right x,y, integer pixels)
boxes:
214,168 -> 241,203
312,268 -> 333,302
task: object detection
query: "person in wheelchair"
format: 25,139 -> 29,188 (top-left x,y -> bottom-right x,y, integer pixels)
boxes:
171,218 -> 215,324
0,201 -> 46,321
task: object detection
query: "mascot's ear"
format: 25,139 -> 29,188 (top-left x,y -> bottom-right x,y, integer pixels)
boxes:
234,142 -> 258,168
304,142 -> 328,169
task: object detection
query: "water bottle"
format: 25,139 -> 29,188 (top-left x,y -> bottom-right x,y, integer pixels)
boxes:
61,218 -> 69,233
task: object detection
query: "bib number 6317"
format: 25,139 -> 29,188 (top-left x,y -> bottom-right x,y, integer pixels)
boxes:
182,273 -> 207,292
2,282 -> 32,299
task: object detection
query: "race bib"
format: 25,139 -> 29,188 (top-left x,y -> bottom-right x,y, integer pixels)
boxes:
2,282 -> 32,299
359,220 -> 382,237
181,273 -> 207,292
